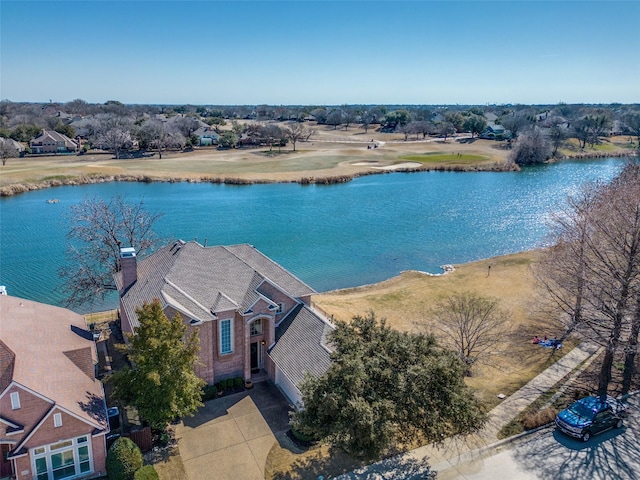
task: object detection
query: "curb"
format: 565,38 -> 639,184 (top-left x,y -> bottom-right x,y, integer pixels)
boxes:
437,390 -> 640,472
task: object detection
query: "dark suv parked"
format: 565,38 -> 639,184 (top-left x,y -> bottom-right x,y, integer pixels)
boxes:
555,396 -> 624,442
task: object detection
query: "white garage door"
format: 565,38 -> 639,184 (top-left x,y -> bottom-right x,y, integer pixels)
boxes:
275,365 -> 302,408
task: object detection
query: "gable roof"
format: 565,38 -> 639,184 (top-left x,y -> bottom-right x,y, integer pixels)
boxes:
0,295 -> 107,431
116,241 -> 316,329
269,305 -> 333,388
30,129 -> 78,148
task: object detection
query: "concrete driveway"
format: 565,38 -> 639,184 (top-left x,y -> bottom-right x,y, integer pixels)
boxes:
175,382 -> 293,480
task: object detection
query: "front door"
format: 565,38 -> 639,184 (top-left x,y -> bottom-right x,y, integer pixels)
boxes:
1,443 -> 13,478
250,342 -> 259,373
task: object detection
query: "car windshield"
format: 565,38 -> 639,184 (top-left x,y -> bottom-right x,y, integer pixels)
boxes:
569,401 -> 595,419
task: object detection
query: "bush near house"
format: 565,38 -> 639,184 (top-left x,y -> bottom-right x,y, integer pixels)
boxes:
107,437 -> 144,480
134,465 -> 159,480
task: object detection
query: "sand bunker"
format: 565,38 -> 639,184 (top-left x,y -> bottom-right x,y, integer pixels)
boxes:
372,162 -> 421,170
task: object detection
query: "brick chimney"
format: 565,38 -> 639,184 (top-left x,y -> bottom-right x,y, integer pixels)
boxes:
120,247 -> 137,291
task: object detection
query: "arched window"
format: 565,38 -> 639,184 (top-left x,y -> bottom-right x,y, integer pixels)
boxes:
250,319 -> 262,336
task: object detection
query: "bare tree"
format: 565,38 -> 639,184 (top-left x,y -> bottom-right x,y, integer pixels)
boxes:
508,127 -> 551,165
285,122 -> 309,151
437,121 -> 456,142
95,114 -> 133,159
59,196 -> 163,307
499,112 -> 531,142
430,292 -> 509,375
0,138 -> 20,165
327,109 -> 343,130
623,113 -> 640,147
548,125 -> 567,157
137,119 -> 184,158
534,162 -> 640,398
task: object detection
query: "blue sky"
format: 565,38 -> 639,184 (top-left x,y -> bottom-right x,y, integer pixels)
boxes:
2,1 -> 638,105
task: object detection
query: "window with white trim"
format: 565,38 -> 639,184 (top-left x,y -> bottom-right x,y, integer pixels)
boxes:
276,302 -> 285,314
54,413 -> 62,428
32,435 -> 92,480
219,319 -> 233,355
10,391 -> 20,409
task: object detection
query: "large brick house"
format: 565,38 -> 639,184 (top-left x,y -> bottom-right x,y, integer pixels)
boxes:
115,241 -> 333,407
30,130 -> 78,154
0,296 -> 108,480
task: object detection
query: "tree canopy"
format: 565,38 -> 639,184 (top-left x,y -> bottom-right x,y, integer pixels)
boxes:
291,312 -> 485,459
109,299 -> 205,430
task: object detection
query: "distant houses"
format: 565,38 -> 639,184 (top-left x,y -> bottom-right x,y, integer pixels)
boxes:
30,129 -> 78,154
480,123 -> 511,140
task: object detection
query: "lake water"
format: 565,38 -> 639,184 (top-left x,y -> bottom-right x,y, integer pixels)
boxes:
0,158 -> 627,312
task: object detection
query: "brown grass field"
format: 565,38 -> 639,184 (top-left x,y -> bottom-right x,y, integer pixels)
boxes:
1,122 -> 514,190
313,250 -> 572,408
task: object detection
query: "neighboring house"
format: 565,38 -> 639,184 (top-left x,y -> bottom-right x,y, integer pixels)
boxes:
68,118 -> 95,140
480,123 -> 511,140
30,130 -> 78,154
115,241 -> 333,407
0,138 -> 24,156
193,127 -> 220,146
0,295 -> 108,480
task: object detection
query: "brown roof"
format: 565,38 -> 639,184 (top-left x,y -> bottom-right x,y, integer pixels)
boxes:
116,241 -> 316,329
0,296 -> 107,430
30,129 -> 78,148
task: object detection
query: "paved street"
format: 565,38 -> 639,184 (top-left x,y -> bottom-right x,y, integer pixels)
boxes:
435,394 -> 640,480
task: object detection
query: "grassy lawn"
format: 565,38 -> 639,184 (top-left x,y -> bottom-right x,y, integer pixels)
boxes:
1,124 -> 514,191
313,250 -> 570,409
401,151 -> 491,164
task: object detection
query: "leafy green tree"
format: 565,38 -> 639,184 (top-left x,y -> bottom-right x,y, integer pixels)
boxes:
462,115 -> 487,138
10,123 -> 41,142
54,123 -> 76,139
292,312 -> 485,459
205,116 -> 226,133
106,437 -> 143,480
218,131 -> 238,149
110,299 -> 205,430
382,110 -> 411,130
444,111 -> 465,132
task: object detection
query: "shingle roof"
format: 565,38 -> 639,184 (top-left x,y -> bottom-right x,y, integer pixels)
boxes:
0,296 -> 107,430
30,129 -> 78,148
117,241 -> 316,329
269,305 -> 333,388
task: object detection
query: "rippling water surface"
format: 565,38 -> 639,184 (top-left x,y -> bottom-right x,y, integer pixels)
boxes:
0,158 -> 626,311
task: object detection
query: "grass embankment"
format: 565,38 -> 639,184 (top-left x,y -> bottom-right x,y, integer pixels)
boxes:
313,250 -> 571,408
